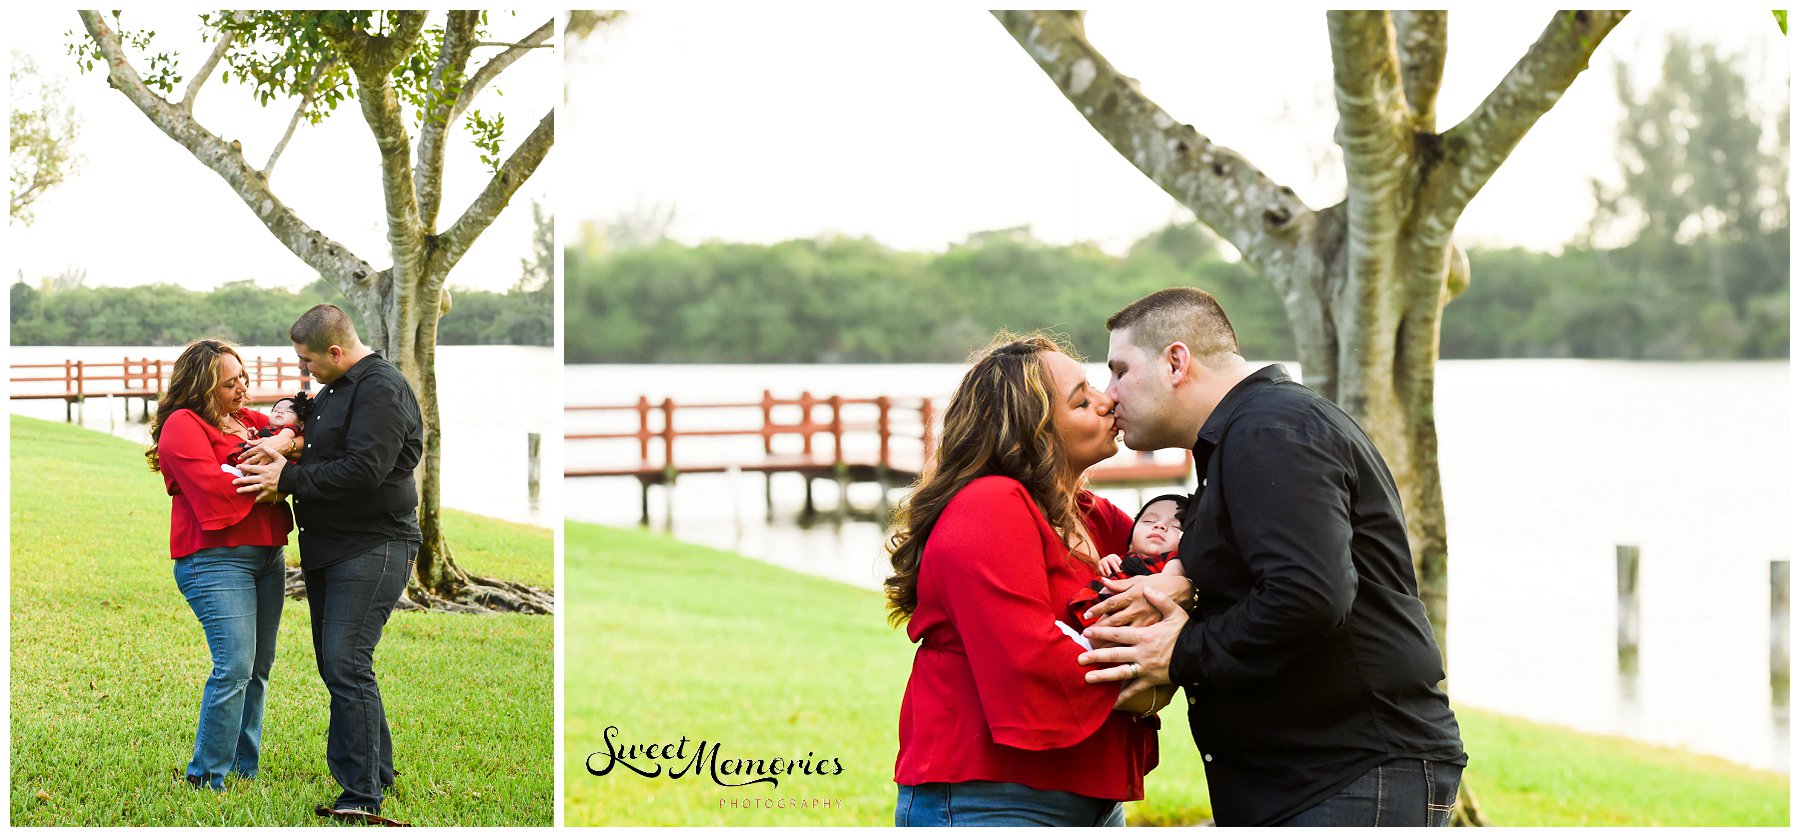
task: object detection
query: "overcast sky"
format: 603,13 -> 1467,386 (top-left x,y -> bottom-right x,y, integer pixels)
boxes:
6,9 -> 557,292
564,8 -> 1788,256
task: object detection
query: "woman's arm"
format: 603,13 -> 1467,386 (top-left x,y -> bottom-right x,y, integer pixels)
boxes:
932,478 -> 1123,750
1114,683 -> 1175,716
161,410 -> 258,529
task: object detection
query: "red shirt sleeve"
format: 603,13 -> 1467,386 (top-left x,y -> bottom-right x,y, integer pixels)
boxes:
161,409 -> 256,531
928,478 -> 1120,750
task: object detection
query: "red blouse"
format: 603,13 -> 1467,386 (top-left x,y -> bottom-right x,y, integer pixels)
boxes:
159,408 -> 294,558
894,475 -> 1159,801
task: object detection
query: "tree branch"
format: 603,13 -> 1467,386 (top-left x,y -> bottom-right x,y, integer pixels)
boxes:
448,18 -> 553,129
1391,10 -> 1446,132
264,58 -> 337,176
992,10 -> 1311,283
1327,11 -> 1411,210
180,11 -> 247,111
436,108 -> 554,280
322,20 -> 429,291
416,11 -> 482,231
322,10 -> 428,79
1426,10 -> 1629,228
77,10 -> 379,288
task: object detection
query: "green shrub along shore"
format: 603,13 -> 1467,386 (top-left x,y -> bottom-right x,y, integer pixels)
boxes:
10,417 -> 554,827
566,522 -> 1789,827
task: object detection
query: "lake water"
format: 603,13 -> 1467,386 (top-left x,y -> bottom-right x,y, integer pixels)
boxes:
9,344 -> 558,529
566,360 -> 1793,773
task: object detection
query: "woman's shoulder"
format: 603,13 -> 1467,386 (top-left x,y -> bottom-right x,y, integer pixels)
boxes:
954,474 -> 1033,505
165,407 -> 207,429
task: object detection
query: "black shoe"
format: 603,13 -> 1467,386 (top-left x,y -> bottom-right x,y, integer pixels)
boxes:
315,804 -> 410,827
174,770 -> 206,790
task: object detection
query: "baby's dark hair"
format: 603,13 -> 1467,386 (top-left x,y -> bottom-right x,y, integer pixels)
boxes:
1132,493 -> 1190,532
274,390 -> 315,419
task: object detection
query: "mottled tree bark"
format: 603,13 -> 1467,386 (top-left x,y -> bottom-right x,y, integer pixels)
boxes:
997,10 -> 1628,825
80,10 -> 556,613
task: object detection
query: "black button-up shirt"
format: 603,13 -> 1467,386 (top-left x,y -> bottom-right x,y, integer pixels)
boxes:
1168,364 -> 1465,826
277,352 -> 423,569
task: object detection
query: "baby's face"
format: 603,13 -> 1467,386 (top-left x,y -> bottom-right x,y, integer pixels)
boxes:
270,402 -> 298,427
1131,499 -> 1184,555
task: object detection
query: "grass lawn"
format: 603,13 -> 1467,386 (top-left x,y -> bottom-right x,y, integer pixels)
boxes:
566,521 -> 1790,827
10,416 -> 554,827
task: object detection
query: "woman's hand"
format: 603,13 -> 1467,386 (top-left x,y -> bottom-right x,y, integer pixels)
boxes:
236,429 -> 299,466
1085,573 -> 1194,628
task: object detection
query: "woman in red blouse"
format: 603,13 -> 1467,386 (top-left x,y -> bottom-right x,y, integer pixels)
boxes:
147,339 -> 298,790
885,334 -> 1172,826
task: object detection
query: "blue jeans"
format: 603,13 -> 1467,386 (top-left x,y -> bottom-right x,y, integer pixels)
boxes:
172,544 -> 286,789
305,540 -> 415,811
896,781 -> 1126,827
1273,758 -> 1462,826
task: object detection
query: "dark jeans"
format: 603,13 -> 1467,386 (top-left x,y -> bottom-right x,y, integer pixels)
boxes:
172,545 -> 286,789
1273,758 -> 1462,827
304,540 -> 416,811
896,782 -> 1125,827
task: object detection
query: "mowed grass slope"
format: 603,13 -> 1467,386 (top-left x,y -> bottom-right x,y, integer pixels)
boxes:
566,522 -> 1788,827
10,416 -> 554,827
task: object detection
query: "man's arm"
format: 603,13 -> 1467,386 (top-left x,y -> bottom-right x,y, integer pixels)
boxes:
276,377 -> 415,501
1167,423 -> 1357,689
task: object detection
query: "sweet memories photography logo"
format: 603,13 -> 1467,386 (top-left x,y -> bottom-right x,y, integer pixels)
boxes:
587,724 -> 848,809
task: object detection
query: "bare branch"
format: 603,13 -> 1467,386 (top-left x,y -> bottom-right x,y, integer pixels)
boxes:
436,108 -> 554,279
264,58 -> 337,176
992,10 -> 1311,282
416,11 -> 482,230
1392,11 -> 1446,132
473,40 -> 552,49
77,10 -> 379,288
321,20 -> 430,279
449,19 -> 554,128
180,11 -> 248,111
1426,10 -> 1629,228
1328,12 -> 1410,195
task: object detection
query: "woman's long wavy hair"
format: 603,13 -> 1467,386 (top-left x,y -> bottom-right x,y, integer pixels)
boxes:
145,339 -> 245,472
884,333 -> 1095,626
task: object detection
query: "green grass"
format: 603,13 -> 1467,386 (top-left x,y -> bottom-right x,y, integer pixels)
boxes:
10,416 -> 554,827
566,522 -> 1790,827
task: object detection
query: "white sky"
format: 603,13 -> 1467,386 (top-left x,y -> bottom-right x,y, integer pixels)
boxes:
563,7 -> 1789,256
6,9 -> 557,292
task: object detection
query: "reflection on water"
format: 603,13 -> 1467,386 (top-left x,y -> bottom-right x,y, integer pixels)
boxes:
11,345 -> 557,528
568,360 -> 1791,774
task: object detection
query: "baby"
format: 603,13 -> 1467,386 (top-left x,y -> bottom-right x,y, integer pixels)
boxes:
1066,493 -> 1189,630
234,392 -> 310,464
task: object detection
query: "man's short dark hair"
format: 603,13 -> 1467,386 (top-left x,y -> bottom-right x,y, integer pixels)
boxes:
289,304 -> 360,353
1106,287 -> 1240,365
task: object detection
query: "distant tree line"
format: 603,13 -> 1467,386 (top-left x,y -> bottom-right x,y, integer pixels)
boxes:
9,276 -> 550,347
564,219 -> 1787,364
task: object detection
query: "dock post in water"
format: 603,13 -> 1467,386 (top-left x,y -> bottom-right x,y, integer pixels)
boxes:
527,432 -> 542,499
1773,559 -> 1790,700
1617,545 -> 1641,672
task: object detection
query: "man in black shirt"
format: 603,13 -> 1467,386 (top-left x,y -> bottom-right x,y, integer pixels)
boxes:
235,304 -> 422,823
1078,287 -> 1466,826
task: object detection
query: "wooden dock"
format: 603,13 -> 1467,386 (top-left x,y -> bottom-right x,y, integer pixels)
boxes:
566,391 -> 1193,524
10,356 -> 312,422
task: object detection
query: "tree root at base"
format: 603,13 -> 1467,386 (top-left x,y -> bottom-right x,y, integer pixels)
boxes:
284,565 -> 554,614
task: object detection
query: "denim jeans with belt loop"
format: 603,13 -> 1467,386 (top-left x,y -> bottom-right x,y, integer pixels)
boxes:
172,544 -> 287,789
1272,757 -> 1464,826
896,781 -> 1126,827
304,539 -> 416,812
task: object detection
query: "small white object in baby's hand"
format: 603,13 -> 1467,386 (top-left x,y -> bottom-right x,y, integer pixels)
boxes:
1056,620 -> 1094,652
220,463 -> 245,479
